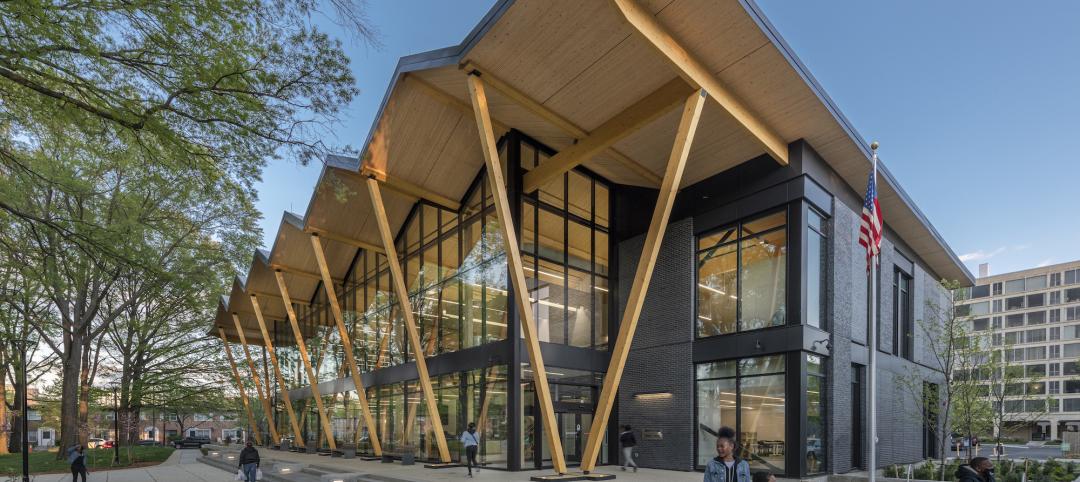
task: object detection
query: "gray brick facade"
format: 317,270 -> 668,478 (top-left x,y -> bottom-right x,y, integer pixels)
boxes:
617,218 -> 696,471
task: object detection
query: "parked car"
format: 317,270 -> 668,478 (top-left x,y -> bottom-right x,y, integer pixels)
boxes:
137,440 -> 160,446
173,437 -> 211,449
86,438 -> 106,449
102,440 -> 116,449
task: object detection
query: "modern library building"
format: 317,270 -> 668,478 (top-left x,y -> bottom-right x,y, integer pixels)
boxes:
211,0 -> 973,477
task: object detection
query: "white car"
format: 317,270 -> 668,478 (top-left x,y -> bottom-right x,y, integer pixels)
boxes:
86,438 -> 105,449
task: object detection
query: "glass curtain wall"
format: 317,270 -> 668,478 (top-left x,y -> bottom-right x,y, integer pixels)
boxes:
519,139 -> 611,349
697,210 -> 788,337
347,366 -> 508,466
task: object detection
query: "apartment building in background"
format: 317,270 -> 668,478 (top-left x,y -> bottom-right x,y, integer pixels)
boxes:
956,260 -> 1080,441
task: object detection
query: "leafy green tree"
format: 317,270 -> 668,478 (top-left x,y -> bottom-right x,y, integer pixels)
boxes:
0,0 -> 377,458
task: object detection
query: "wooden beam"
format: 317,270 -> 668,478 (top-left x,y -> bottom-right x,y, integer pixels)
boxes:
366,177 -> 452,463
274,270 -> 338,451
580,89 -> 707,473
304,226 -> 385,255
249,289 -> 311,306
219,327 -> 263,445
232,313 -> 281,445
270,263 -> 344,285
462,62 -> 662,187
522,77 -> 692,193
309,234 -> 384,456
359,165 -> 462,212
466,73 -> 568,474
610,0 -> 788,164
250,295 -> 306,449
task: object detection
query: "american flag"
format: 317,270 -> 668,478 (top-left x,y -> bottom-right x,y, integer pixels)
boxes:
858,163 -> 883,271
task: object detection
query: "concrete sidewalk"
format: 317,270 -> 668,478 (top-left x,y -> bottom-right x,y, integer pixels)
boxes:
29,449 -> 234,482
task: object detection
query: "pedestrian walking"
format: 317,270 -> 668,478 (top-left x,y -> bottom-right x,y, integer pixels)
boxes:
704,426 -> 750,482
460,422 -> 480,478
972,436 -> 981,455
619,425 -> 638,472
956,456 -> 995,482
67,444 -> 87,482
238,441 -> 260,482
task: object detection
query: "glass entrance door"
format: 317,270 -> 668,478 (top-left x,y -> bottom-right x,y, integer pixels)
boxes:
523,381 -> 598,469
558,412 -> 593,464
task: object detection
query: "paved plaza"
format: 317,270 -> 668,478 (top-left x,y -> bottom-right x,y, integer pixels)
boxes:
24,447 -> 713,482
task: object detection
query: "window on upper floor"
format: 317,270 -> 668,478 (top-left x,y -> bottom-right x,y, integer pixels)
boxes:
1066,288 -> 1080,303
1027,311 -> 1046,325
1006,296 -> 1025,311
1050,291 -> 1062,305
1006,314 -> 1025,328
1050,309 -> 1061,323
1051,272 -> 1062,287
806,208 -> 828,330
993,282 -> 1003,295
1028,293 -> 1046,308
696,210 -> 787,338
969,301 -> 990,316
1066,269 -> 1080,285
1005,278 -> 1026,294
972,318 -> 990,331
971,284 -> 990,299
1027,275 -> 1048,291
1026,329 -> 1047,343
894,268 -> 914,360
1004,331 -> 1020,345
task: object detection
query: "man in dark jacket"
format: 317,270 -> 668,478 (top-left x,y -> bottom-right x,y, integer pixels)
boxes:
619,425 -> 638,472
956,457 -> 995,482
238,441 -> 260,482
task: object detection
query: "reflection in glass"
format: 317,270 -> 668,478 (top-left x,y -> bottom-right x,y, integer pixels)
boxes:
697,210 -> 787,338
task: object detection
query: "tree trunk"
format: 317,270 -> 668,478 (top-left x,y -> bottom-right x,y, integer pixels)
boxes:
57,341 -> 83,458
11,378 -> 24,454
0,352 -> 9,455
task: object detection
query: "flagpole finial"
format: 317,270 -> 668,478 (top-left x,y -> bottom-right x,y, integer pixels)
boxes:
870,141 -> 879,151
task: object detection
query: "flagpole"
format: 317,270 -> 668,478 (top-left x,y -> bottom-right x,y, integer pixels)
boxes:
868,140 -> 880,482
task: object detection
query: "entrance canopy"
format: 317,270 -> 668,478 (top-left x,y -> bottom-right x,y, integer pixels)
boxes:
210,0 -> 972,344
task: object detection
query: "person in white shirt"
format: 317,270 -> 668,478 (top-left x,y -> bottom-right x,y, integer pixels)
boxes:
460,422 -> 481,477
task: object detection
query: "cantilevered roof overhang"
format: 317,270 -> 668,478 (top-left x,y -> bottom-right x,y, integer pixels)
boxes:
214,0 -> 972,345
349,0 -> 971,283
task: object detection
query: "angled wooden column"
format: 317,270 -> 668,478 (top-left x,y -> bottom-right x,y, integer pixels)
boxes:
366,177 -> 452,464
580,88 -> 707,473
274,270 -> 338,451
232,313 -> 281,445
466,73 -> 568,474
309,234 -> 384,456
250,295 -> 306,448
219,327 -> 263,445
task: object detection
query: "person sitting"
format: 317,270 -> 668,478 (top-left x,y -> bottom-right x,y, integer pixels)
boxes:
956,456 -> 995,482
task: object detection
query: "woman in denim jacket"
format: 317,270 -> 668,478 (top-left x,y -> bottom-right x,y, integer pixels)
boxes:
704,426 -> 751,482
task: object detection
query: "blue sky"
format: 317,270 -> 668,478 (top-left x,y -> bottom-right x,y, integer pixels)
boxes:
254,0 -> 1080,278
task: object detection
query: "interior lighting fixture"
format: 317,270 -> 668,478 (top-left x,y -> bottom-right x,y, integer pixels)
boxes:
634,391 -> 673,401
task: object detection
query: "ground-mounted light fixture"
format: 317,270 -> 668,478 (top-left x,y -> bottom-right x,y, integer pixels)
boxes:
634,391 -> 673,401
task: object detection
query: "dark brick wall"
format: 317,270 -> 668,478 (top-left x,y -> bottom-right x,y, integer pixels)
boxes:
616,218 -> 696,471
827,195 -> 949,473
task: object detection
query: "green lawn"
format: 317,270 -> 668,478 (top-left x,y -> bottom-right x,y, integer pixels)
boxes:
0,446 -> 175,475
